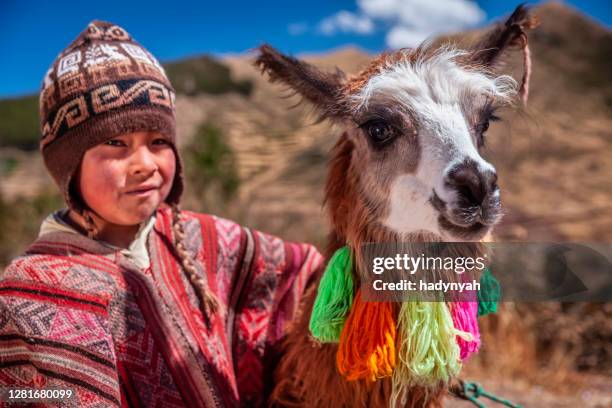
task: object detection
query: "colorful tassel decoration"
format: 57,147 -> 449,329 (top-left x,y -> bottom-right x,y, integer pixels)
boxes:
336,290 -> 396,382
309,243 -> 492,400
450,302 -> 481,360
477,268 -> 501,317
309,246 -> 354,342
390,302 -> 463,406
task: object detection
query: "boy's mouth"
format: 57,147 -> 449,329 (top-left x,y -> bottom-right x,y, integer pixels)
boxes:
125,184 -> 159,195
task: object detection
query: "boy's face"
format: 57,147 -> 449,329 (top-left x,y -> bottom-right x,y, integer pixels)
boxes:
78,131 -> 177,225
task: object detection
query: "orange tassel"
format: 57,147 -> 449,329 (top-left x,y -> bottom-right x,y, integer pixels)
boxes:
336,290 -> 396,382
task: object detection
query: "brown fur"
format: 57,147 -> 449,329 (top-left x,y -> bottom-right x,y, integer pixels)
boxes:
470,4 -> 539,67
254,44 -> 348,121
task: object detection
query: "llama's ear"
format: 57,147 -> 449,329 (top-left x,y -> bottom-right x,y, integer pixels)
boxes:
254,44 -> 347,119
470,4 -> 539,104
470,4 -> 538,67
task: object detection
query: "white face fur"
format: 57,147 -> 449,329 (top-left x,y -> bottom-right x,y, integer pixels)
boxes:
354,48 -> 517,241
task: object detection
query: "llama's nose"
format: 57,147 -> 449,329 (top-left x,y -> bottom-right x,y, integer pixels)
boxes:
446,160 -> 498,206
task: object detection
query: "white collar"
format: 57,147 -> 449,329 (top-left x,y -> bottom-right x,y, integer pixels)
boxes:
38,208 -> 156,269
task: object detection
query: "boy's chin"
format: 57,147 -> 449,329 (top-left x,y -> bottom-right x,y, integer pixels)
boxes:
129,208 -> 158,224
109,205 -> 159,226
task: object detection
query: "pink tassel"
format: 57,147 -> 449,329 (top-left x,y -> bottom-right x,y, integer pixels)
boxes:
450,301 -> 481,361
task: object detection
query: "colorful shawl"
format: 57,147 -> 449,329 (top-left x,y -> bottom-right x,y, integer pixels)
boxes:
0,206 -> 324,407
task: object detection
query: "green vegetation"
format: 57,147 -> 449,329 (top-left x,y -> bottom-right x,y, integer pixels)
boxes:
164,56 -> 253,96
0,95 -> 40,151
1,156 -> 19,175
0,191 -> 63,267
183,122 -> 240,213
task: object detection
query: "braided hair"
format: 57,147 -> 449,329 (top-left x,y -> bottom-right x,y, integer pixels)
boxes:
81,204 -> 219,321
170,203 -> 219,319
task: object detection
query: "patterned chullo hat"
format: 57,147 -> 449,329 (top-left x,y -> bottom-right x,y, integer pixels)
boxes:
39,20 -> 184,213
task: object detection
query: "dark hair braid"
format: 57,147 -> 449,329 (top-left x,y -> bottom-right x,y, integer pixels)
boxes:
170,203 -> 219,320
83,209 -> 99,240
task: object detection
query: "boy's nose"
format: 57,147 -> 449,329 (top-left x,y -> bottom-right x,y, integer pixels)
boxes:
130,146 -> 158,175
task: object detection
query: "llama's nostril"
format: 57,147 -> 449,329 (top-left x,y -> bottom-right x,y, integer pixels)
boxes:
446,160 -> 497,206
488,172 -> 499,192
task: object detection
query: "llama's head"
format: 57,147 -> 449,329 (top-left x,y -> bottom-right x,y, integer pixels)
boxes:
256,5 -> 536,244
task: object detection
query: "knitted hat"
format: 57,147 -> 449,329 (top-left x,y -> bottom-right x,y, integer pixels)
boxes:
39,20 -> 184,213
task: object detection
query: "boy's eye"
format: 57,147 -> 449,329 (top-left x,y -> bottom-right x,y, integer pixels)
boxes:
153,138 -> 169,145
105,139 -> 126,147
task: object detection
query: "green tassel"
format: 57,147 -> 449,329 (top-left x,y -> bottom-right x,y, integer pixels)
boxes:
477,268 -> 501,317
309,246 -> 354,342
390,302 -> 463,406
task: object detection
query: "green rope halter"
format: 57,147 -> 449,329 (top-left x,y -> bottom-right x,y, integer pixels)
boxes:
456,380 -> 523,408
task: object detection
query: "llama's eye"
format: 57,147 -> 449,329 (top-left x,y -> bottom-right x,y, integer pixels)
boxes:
476,114 -> 500,148
361,120 -> 395,145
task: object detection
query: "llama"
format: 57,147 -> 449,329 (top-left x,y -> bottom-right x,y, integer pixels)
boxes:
255,5 -> 537,407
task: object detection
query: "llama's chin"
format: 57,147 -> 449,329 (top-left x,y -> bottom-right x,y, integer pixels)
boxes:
437,213 -> 491,241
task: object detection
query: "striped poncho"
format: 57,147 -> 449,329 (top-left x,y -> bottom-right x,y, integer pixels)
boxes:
0,206 -> 324,407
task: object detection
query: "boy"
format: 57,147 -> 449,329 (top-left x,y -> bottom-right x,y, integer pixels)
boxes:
0,21 -> 323,407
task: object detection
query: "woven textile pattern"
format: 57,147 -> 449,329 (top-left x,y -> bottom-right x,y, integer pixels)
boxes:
0,207 -> 324,407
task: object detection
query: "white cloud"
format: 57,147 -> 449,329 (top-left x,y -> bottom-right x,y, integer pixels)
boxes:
318,10 -> 375,35
317,0 -> 486,48
386,26 -> 431,49
358,0 -> 402,19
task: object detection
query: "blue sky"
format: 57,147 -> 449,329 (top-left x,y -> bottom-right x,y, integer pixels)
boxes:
0,0 -> 609,98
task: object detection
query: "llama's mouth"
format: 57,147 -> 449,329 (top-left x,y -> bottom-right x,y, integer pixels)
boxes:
437,213 -> 489,239
430,190 -> 491,239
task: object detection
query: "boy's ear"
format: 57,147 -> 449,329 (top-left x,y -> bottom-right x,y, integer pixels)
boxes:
254,44 -> 347,120
470,4 -> 538,67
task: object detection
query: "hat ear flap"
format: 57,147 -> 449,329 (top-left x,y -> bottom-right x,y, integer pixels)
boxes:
165,144 -> 184,207
67,162 -> 87,215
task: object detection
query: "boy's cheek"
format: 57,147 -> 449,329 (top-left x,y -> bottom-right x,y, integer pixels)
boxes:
80,169 -> 123,209
160,150 -> 177,176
